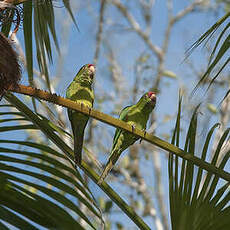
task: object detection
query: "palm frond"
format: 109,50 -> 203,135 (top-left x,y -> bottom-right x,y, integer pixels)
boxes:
0,174 -> 85,230
187,12 -> 230,93
23,1 -> 33,85
1,0 -> 78,92
0,107 -> 102,229
169,97 -> 230,230
3,92 -> 152,229
33,0 -> 58,91
62,0 -> 79,31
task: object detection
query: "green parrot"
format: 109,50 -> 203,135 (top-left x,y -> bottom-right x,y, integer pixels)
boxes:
98,92 -> 156,184
66,64 -> 95,165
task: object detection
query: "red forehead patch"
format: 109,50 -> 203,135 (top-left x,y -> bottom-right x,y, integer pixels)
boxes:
147,92 -> 155,97
88,64 -> 94,68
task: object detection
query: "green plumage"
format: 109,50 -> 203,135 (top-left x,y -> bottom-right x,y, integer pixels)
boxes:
66,64 -> 95,165
98,92 -> 156,184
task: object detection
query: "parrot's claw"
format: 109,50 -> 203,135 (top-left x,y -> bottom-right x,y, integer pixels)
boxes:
140,130 -> 146,144
131,125 -> 135,133
87,105 -> 92,115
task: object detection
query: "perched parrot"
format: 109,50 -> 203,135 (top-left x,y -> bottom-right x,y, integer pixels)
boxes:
98,92 -> 156,184
66,64 -> 95,165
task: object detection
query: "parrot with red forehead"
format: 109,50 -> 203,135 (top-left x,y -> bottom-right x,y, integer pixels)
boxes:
98,92 -> 156,184
66,64 -> 95,165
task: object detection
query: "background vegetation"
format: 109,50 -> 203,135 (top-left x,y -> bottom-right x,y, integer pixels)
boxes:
0,0 -> 229,229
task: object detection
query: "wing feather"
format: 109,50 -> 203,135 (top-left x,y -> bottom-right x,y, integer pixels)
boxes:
111,105 -> 132,151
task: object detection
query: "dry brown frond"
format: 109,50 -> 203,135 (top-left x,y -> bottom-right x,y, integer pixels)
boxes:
0,32 -> 21,100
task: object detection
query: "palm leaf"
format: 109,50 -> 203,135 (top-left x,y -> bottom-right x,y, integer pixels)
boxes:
62,0 -> 79,31
187,12 -> 230,92
0,175 -> 84,229
169,97 -> 230,230
33,0 -> 58,91
0,147 -> 99,229
3,92 -> 151,229
1,1 -> 78,91
23,1 -> 33,86
0,110 -> 102,229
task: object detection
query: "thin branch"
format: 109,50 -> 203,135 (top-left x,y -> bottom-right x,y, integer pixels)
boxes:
139,0 -> 156,36
172,0 -> 204,24
87,0 -> 107,149
111,0 -> 162,59
153,0 -> 206,89
93,0 -> 107,65
121,159 -> 164,230
7,0 -> 29,4
8,84 -> 230,182
151,149 -> 169,230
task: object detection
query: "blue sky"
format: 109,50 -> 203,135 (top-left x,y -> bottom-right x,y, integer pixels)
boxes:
1,1 -> 228,229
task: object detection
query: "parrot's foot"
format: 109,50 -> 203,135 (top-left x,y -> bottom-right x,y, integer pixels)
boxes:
140,130 -> 146,144
80,102 -> 84,110
131,125 -> 135,133
87,105 -> 92,115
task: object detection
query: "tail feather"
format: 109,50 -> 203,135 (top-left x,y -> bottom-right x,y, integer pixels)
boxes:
97,149 -> 121,185
74,130 -> 84,165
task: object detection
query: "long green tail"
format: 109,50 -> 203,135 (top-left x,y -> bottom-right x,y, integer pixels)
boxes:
73,129 -> 84,165
98,149 -> 121,185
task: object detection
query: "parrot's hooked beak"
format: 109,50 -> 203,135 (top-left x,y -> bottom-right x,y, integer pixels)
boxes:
88,64 -> 96,79
147,91 -> 156,104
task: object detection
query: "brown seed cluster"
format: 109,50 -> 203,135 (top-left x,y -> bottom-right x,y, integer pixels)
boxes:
0,32 -> 21,100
